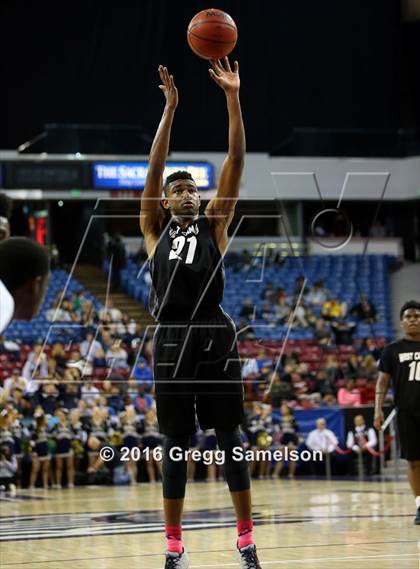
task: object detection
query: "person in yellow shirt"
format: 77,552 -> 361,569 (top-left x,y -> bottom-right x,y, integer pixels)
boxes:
322,298 -> 347,320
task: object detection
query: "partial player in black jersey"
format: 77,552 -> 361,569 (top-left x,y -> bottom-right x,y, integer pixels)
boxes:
140,61 -> 261,568
374,300 -> 420,525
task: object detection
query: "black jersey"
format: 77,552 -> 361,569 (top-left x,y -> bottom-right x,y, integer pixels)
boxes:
149,215 -> 224,322
378,338 -> 420,416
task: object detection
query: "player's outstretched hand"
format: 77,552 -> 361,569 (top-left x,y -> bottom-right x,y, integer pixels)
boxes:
374,411 -> 384,431
209,57 -> 240,94
158,65 -> 178,110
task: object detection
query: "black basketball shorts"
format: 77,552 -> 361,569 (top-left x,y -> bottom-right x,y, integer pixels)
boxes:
152,309 -> 244,437
396,410 -> 420,461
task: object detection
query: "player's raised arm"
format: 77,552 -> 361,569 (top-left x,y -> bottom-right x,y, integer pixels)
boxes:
374,371 -> 391,430
140,66 -> 178,256
205,57 -> 245,235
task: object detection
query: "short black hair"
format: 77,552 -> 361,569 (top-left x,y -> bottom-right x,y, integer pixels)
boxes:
400,300 -> 420,320
0,237 -> 50,292
0,193 -> 13,220
163,170 -> 195,195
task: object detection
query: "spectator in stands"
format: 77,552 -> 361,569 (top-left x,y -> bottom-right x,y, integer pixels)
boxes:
313,318 -> 332,345
337,378 -> 361,406
266,372 -> 292,408
0,335 -> 20,360
293,275 -> 306,297
322,298 -> 347,320
107,385 -> 125,415
99,299 -> 123,323
37,382 -> 59,415
274,297 -> 290,324
304,305 -> 317,328
359,377 -> 376,405
313,369 -> 336,397
132,358 -> 153,388
291,298 -> 309,329
306,418 -> 338,454
350,295 -> 377,323
45,299 -> 73,322
276,287 -> 287,302
324,354 -> 343,383
278,365 -> 295,401
261,282 -> 277,303
274,404 -> 300,479
116,314 -> 137,341
25,368 -> 43,395
106,339 -> 129,370
237,318 -> 257,340
347,354 -> 361,378
346,414 -> 378,475
321,393 -> 337,407
66,349 -> 87,376
29,408 -> 51,489
331,319 -> 357,346
306,418 -> 339,475
359,338 -> 381,360
86,435 -> 123,484
241,356 -> 259,379
360,354 -> 378,380
0,444 -> 17,496
80,332 -> 103,363
81,381 -> 101,406
22,344 -> 48,380
59,382 -> 80,411
259,301 -> 276,322
291,371 -> 309,399
239,297 -> 255,320
80,299 -> 98,325
306,280 -> 330,306
72,290 -> 86,313
3,370 -> 28,394
134,384 -> 154,414
51,343 -> 67,374
4,387 -> 26,413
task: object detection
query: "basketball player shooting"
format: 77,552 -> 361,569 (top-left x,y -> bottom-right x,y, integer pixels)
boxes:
140,59 -> 261,569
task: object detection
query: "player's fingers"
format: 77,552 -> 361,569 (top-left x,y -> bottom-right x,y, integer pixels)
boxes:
209,60 -> 221,75
234,60 -> 239,73
162,66 -> 170,86
208,69 -> 222,84
224,56 -> 231,71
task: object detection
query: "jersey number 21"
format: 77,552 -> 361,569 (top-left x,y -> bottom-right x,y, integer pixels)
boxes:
169,236 -> 197,264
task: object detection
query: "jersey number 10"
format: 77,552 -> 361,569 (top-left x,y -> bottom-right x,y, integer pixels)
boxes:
169,236 -> 197,264
408,361 -> 420,381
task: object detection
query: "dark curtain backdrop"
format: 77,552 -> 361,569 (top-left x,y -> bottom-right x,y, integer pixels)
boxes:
1,0 -> 418,152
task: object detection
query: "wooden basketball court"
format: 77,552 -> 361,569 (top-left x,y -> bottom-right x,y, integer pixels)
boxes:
1,479 -> 419,568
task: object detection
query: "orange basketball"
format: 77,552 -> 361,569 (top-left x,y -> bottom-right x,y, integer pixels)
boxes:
187,8 -> 237,60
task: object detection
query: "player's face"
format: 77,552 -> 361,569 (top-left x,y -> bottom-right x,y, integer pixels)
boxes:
401,308 -> 420,336
163,179 -> 201,216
